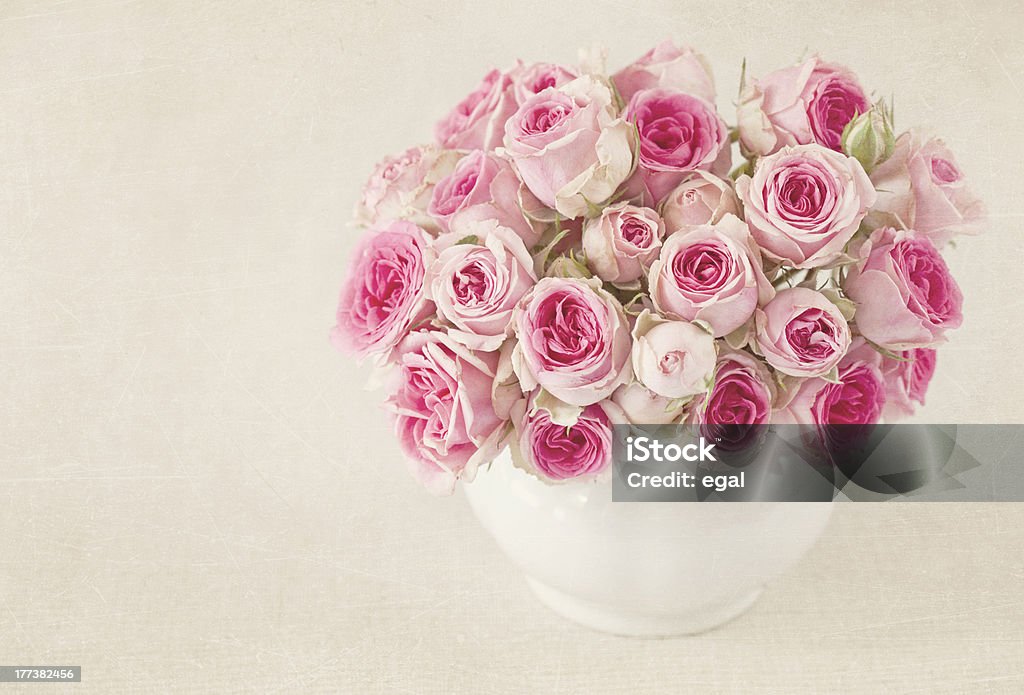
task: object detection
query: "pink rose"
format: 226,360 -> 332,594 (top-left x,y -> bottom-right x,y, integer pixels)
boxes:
582,203 -> 665,283
631,310 -> 717,400
659,171 -> 741,233
784,338 -> 885,425
332,220 -> 434,358
623,89 -> 730,203
388,330 -> 506,495
502,76 -> 635,219
737,144 -> 876,268
692,349 -> 776,450
512,277 -> 631,406
737,56 -> 869,157
648,214 -> 774,337
512,62 -> 578,105
435,68 -> 518,152
355,145 -> 462,234
868,131 -> 986,246
428,223 -> 537,351
755,287 -> 852,378
511,397 -> 616,482
612,40 -> 716,104
880,348 -> 937,421
696,349 -> 776,425
611,382 -> 688,424
843,227 -> 963,350
428,150 -> 544,246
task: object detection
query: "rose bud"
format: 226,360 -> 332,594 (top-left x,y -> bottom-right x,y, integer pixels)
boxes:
841,101 -> 895,174
631,310 -> 717,400
582,203 -> 665,284
659,171 -> 741,233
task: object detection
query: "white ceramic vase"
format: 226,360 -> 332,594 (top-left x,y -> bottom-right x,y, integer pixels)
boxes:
464,451 -> 834,637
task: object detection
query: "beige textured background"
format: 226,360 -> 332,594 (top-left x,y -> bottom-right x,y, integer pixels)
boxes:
1,0 -> 1023,692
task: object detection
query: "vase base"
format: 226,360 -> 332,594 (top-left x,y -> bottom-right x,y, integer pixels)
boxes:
525,577 -> 763,637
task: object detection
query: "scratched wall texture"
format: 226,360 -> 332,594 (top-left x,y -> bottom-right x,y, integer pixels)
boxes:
0,0 -> 1022,693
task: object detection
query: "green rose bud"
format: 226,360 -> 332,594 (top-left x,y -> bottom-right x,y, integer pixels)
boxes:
841,101 -> 895,174
545,254 -> 593,279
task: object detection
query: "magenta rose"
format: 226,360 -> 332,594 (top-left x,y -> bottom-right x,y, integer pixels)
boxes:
785,338 -> 885,426
697,349 -> 775,425
355,145 -> 462,234
511,61 -> 578,105
880,348 -> 937,421
388,330 -> 506,495
612,40 -> 716,104
623,88 -> 729,203
659,171 -> 741,233
582,203 -> 665,283
843,227 -> 963,350
332,221 -> 434,358
435,68 -> 518,152
649,214 -> 774,337
692,349 -> 776,450
737,144 -> 876,268
755,287 -> 852,378
428,150 -> 544,246
511,277 -> 631,406
503,76 -> 635,219
511,397 -> 616,482
428,223 -> 536,351
868,131 -> 986,246
738,56 -> 869,157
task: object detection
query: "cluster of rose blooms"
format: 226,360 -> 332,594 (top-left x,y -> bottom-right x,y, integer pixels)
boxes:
333,42 -> 984,494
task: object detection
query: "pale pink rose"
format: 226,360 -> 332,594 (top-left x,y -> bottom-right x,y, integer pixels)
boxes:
502,76 -> 635,219
755,287 -> 852,378
388,330 -> 506,495
510,396 -> 617,482
784,338 -> 885,425
511,62 -> 578,105
435,68 -> 518,152
355,145 -> 462,234
582,203 -> 665,283
737,56 -> 869,157
511,277 -> 631,406
428,150 -> 544,246
611,382 -> 688,424
631,310 -> 717,400
737,144 -> 876,268
648,214 -> 774,337
880,348 -> 937,421
332,221 -> 434,358
623,88 -> 730,203
612,40 -> 716,104
428,223 -> 537,351
843,227 -> 963,350
659,171 -> 741,233
868,131 -> 986,246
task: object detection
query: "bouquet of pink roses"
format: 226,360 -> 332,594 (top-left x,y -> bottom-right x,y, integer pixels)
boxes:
332,42 -> 985,494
